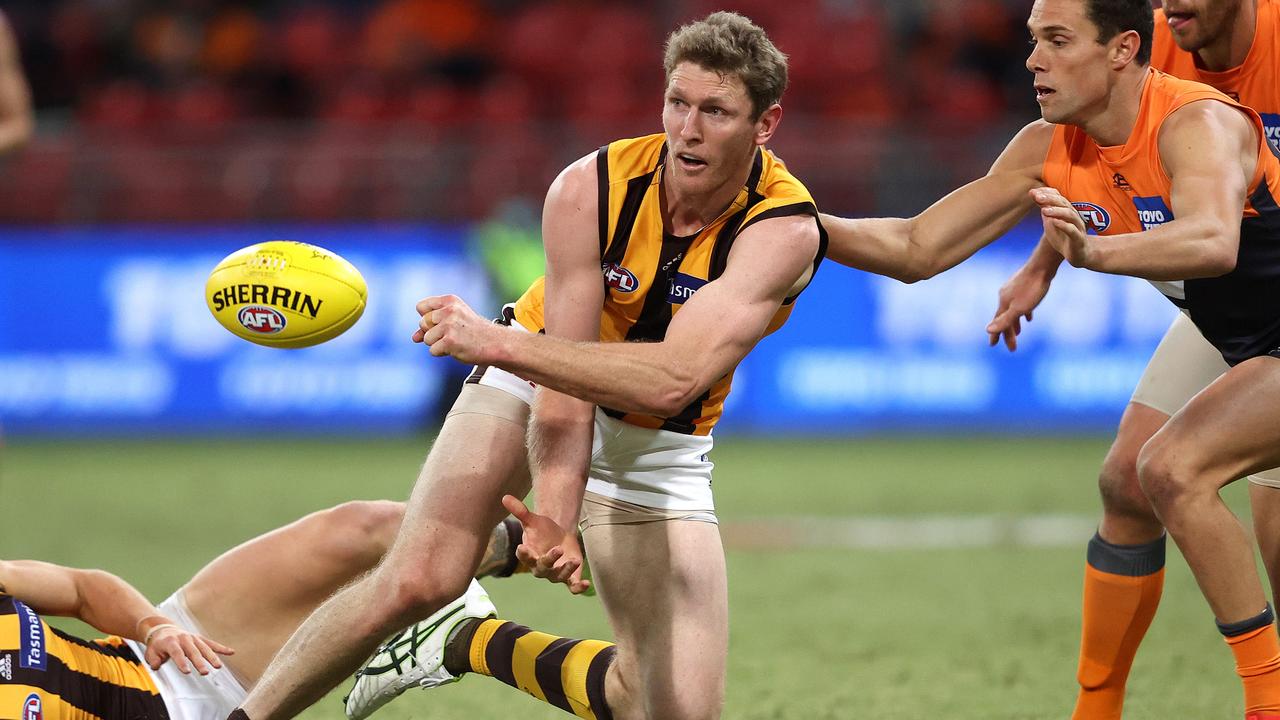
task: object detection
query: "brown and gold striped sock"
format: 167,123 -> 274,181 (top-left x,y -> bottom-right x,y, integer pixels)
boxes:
445,618 -> 616,719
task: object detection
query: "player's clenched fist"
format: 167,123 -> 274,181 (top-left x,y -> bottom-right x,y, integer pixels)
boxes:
412,294 -> 501,364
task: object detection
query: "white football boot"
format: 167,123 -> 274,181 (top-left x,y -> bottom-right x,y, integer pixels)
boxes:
344,579 -> 496,720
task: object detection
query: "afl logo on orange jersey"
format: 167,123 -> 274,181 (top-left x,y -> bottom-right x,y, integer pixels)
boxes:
602,263 -> 639,293
1071,202 -> 1111,233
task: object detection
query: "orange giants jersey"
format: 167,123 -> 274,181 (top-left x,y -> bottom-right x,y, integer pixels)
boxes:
1152,0 -> 1280,153
1042,70 -> 1280,364
0,594 -> 168,719
513,133 -> 826,435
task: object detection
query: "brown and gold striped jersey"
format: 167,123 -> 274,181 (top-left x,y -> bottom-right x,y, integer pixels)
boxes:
513,133 -> 826,435
0,594 -> 168,719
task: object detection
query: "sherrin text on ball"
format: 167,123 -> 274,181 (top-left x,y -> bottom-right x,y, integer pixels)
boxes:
206,241 -> 366,348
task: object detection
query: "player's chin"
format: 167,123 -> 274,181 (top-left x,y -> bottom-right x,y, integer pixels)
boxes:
1170,28 -> 1206,52
679,173 -> 721,197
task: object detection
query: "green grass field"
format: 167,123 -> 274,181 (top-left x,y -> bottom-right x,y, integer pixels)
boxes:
0,436 -> 1258,719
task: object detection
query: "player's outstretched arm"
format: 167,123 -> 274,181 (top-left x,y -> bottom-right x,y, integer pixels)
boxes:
0,559 -> 233,673
821,120 -> 1053,283
1038,101 -> 1253,279
0,12 -> 33,155
524,152 -> 603,594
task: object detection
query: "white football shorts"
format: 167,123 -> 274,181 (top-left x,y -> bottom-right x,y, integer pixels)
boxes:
469,361 -> 717,515
124,591 -> 249,720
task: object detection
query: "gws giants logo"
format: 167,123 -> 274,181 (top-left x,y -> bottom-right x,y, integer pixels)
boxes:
238,306 -> 287,334
23,693 -> 41,720
602,263 -> 639,292
1071,202 -> 1111,233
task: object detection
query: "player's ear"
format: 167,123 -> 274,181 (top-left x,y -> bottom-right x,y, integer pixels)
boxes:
1111,29 -> 1141,69
754,103 -> 782,146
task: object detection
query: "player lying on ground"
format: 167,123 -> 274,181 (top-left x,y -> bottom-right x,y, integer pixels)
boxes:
986,1 -> 1280,717
0,501 -> 524,720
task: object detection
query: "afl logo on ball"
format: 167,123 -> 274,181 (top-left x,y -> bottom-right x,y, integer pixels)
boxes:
1071,202 -> 1111,233
23,693 -> 42,720
238,306 -> 287,334
602,263 -> 639,293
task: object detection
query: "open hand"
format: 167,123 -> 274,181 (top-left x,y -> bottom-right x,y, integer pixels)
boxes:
501,495 -> 591,595
142,623 -> 234,675
987,262 -> 1052,351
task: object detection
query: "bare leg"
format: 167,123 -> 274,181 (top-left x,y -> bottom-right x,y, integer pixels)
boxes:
239,386 -> 531,719
1137,358 -> 1280,714
1071,403 -> 1171,720
183,500 -> 405,687
1096,403 -> 1168,544
1137,357 -> 1280,622
1249,478 -> 1280,607
587,518 -> 728,720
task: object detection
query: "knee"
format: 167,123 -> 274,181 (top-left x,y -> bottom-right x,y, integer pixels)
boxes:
1098,447 -> 1148,519
374,558 -> 472,627
1136,440 -> 1205,513
314,500 -> 405,569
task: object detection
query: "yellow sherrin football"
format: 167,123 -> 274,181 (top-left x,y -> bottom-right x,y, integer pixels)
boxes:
206,241 -> 367,348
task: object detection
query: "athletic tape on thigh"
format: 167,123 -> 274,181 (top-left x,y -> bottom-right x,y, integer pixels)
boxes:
579,491 -> 717,532
447,382 -> 531,425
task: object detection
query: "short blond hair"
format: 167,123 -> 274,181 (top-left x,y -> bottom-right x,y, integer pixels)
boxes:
663,11 -> 788,118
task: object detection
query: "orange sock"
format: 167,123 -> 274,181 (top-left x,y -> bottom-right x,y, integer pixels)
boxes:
1072,533 -> 1165,720
1224,619 -> 1280,715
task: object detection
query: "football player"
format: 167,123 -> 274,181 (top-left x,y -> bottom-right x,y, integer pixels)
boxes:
987,1 -> 1280,716
0,501 -> 524,719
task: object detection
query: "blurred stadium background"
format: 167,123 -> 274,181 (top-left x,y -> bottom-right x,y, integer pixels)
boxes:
0,0 -> 1254,717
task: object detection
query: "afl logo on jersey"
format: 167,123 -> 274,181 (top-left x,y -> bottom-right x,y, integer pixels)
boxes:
1071,202 -> 1111,233
601,263 -> 639,293
22,693 -> 42,720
